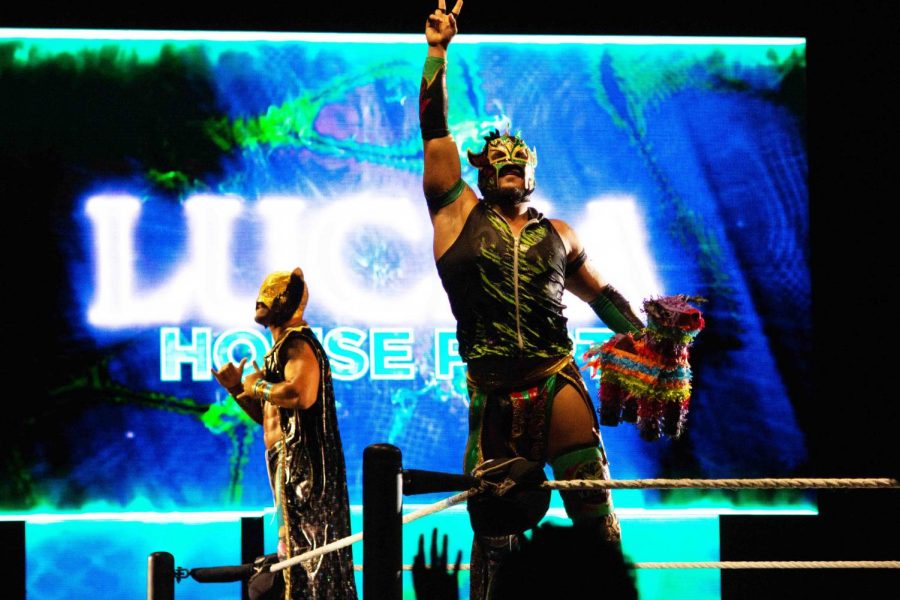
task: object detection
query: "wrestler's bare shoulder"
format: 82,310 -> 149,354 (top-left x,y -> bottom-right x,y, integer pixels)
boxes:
548,218 -> 573,235
282,334 -> 318,364
548,218 -> 580,254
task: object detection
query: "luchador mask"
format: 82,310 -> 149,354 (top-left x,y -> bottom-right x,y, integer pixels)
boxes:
256,267 -> 309,327
467,130 -> 537,200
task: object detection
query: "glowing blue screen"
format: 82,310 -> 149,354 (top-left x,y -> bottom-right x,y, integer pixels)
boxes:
5,31 -> 808,514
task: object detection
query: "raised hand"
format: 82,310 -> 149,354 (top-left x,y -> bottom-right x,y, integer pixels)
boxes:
239,361 -> 265,400
412,528 -> 462,600
211,357 -> 248,396
425,0 -> 463,48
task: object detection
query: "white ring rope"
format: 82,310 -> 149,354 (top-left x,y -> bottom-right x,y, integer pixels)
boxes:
545,478 -> 899,490
269,489 -> 477,573
351,560 -> 900,571
268,478 -> 897,573
269,531 -> 364,573
402,489 -> 478,524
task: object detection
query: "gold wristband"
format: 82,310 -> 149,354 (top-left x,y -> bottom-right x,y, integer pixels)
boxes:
254,379 -> 273,403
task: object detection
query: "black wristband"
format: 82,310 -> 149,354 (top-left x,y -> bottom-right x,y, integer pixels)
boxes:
420,57 -> 450,140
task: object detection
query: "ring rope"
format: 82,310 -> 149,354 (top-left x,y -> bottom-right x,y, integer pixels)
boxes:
351,560 -> 900,571
268,478 -> 897,573
545,478 -> 899,490
269,531 -> 363,573
269,489 -> 477,573
402,489 -> 478,524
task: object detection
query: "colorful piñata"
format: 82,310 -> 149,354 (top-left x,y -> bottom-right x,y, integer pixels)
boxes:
584,295 -> 705,440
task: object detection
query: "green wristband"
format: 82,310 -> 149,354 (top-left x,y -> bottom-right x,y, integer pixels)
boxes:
589,286 -> 644,334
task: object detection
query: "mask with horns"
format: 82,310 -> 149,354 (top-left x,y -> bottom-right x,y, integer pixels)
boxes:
467,130 -> 537,202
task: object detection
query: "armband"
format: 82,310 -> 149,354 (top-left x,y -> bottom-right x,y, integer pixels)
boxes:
565,249 -> 587,277
419,56 -> 449,140
253,379 -> 273,404
588,285 -> 644,334
426,178 -> 466,211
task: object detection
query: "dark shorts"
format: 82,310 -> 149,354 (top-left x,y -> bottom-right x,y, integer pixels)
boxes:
463,357 -> 599,473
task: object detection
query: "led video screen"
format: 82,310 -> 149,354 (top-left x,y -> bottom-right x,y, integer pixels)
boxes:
4,30 -> 808,514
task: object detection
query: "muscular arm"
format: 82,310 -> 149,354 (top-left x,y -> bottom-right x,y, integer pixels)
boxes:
421,44 -> 460,197
421,1 -> 478,258
552,219 -> 607,301
233,391 -> 265,424
552,219 -> 645,334
241,338 -> 320,411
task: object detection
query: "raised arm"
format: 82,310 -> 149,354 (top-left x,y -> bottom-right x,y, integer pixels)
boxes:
238,339 -> 321,411
421,1 -> 478,254
552,219 -> 645,334
211,358 -> 264,424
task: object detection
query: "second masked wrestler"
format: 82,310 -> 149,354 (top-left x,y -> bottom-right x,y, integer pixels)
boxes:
212,268 -> 357,600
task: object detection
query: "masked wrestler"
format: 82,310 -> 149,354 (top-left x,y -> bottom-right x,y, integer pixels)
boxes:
421,2 -> 645,597
212,268 -> 357,600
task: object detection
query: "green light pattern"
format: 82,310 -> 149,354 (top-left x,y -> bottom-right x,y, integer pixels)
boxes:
48,360 -> 259,506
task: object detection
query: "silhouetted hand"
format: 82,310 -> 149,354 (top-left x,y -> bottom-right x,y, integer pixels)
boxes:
412,528 -> 462,600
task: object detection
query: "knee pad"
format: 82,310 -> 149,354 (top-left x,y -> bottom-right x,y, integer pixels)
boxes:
550,445 -> 615,522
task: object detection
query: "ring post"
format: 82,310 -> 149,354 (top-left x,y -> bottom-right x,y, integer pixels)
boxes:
0,521 -> 24,600
241,516 -> 264,600
363,443 -> 402,600
147,551 -> 175,600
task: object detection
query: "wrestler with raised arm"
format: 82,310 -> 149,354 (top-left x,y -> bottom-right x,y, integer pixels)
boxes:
420,2 -> 644,597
